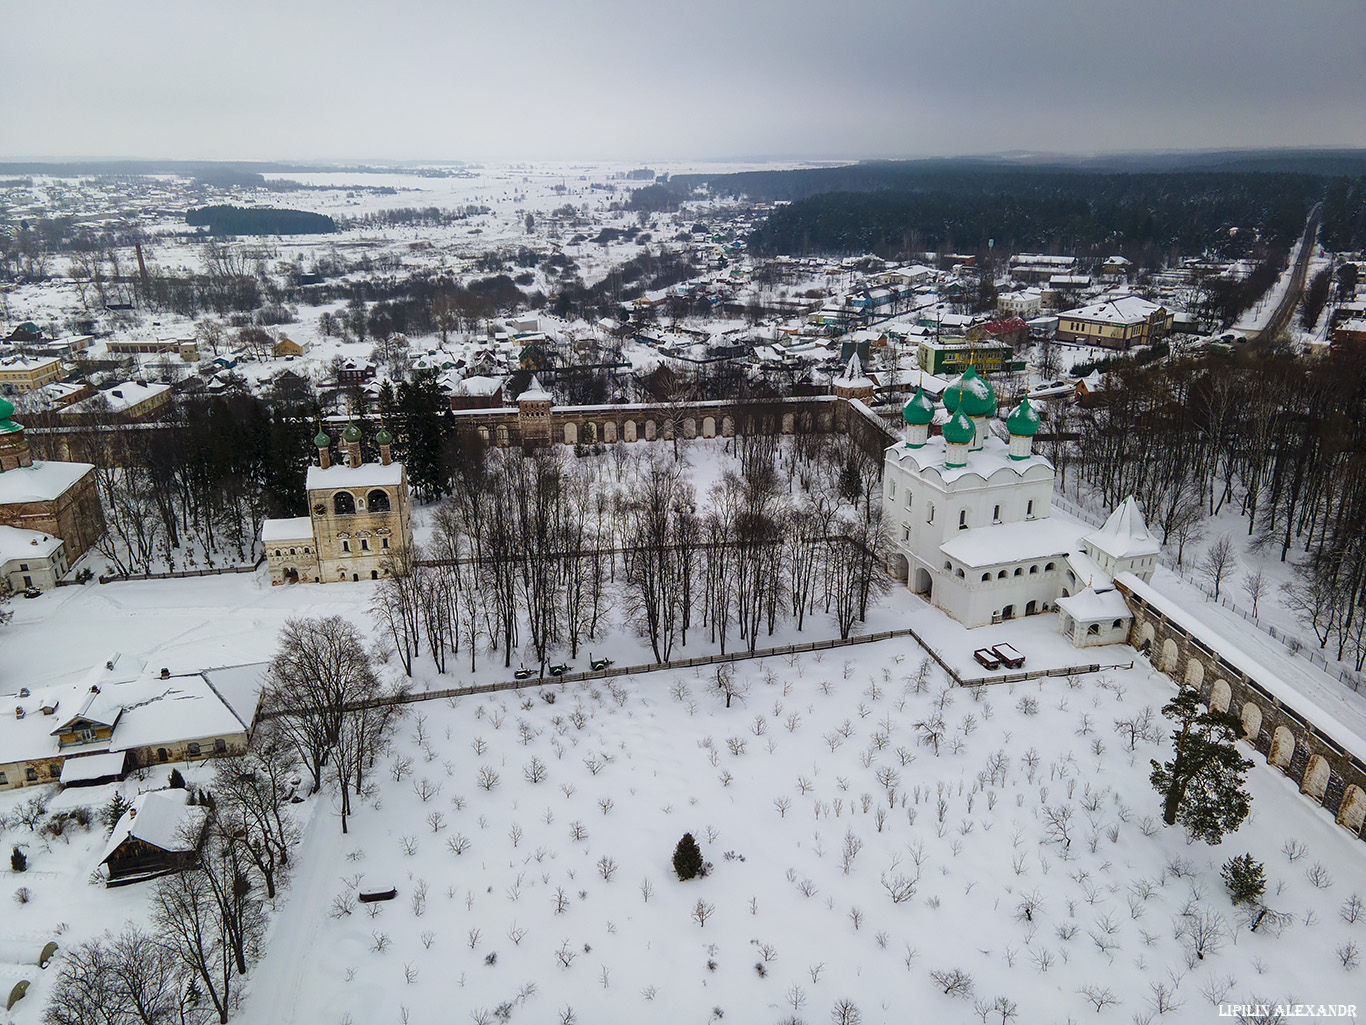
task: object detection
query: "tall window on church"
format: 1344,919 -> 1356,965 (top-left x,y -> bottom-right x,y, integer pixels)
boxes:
361,539 -> 369,551
887,481 -> 895,501
927,503 -> 934,523
901,524 -> 910,542
342,540 -> 350,553
959,510 -> 968,530
368,489 -> 391,512
993,505 -> 1000,522
334,491 -> 356,515
904,491 -> 912,509
1026,499 -> 1035,518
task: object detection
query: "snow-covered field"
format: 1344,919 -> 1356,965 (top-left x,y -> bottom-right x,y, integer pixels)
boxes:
4,569 -> 1365,1025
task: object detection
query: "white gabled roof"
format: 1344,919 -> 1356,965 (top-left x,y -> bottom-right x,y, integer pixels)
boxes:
1084,496 -> 1161,561
261,516 -> 313,543
1057,586 -> 1132,623
99,789 -> 206,863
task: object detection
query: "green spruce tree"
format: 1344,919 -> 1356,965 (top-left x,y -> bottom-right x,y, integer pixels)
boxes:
673,832 -> 704,881
1221,853 -> 1267,907
1150,688 -> 1252,844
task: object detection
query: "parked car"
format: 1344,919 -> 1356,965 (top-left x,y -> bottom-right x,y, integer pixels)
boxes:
991,643 -> 1025,669
973,648 -> 1002,670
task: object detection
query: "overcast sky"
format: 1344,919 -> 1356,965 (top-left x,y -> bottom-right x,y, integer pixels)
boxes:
4,0 -> 1364,163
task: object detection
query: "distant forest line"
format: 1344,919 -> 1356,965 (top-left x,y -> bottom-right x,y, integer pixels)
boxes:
652,161 -> 1366,259
185,205 -> 337,236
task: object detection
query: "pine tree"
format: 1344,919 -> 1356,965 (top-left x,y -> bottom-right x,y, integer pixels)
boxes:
168,767 -> 187,790
673,833 -> 704,881
11,846 -> 26,872
1150,688 -> 1252,844
103,791 -> 131,833
1221,853 -> 1267,906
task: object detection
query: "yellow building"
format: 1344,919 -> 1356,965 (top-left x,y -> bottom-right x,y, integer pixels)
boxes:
1056,294 -> 1173,350
0,356 -> 63,393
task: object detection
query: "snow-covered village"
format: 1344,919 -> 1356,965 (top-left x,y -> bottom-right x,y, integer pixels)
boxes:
4,5 -> 1366,1025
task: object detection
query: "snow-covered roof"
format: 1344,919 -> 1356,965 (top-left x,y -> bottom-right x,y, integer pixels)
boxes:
518,375 -> 551,402
58,750 -> 126,784
0,459 -> 94,505
261,516 -> 313,543
0,524 -> 62,562
835,353 -> 874,388
939,516 -> 1080,568
1060,294 -> 1164,325
457,375 -> 503,396
72,380 -> 170,414
201,663 -> 269,731
1117,571 -> 1366,758
306,461 -> 405,491
0,660 -> 262,767
1083,496 -> 1161,560
1057,586 -> 1132,623
100,789 -> 207,864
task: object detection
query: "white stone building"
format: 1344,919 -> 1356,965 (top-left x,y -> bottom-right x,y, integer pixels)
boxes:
881,368 -> 1159,643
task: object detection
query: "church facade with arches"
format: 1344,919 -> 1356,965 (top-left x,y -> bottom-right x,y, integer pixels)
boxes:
880,368 -> 1159,646
261,423 -> 412,585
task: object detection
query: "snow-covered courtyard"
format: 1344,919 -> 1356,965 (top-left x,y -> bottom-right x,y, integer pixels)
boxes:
4,569 -> 1364,1025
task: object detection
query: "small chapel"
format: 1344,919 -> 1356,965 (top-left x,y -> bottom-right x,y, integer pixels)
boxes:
261,422 -> 412,584
880,367 -> 1160,647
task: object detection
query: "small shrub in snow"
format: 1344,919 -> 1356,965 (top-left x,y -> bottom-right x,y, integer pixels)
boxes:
14,886 -> 31,904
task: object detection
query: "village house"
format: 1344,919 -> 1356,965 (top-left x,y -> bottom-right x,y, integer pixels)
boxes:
65,380 -> 172,421
99,788 -> 209,884
0,355 -> 63,394
0,656 -> 267,791
1055,294 -> 1173,349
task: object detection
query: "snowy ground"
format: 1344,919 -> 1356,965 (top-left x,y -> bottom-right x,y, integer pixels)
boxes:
4,568 -> 1366,1025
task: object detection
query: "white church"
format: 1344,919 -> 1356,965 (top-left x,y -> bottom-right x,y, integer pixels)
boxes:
880,367 -> 1161,648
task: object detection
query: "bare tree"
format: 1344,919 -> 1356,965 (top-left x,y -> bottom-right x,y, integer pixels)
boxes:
1199,534 -> 1236,600
212,723 -> 302,898
1241,569 -> 1267,618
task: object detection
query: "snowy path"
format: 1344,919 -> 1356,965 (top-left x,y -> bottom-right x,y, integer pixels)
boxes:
236,793 -> 337,1025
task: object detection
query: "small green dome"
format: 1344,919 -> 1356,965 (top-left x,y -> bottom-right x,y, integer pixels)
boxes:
901,386 -> 935,426
943,366 -> 996,418
0,397 -> 13,420
942,409 -> 975,446
314,427 -> 331,448
1007,396 -> 1040,437
342,422 -> 362,444
375,426 -> 393,446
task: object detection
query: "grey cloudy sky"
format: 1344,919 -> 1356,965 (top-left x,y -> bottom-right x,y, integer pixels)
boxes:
4,0 -> 1364,163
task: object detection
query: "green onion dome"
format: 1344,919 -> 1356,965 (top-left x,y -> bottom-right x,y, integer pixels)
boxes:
342,422 -> 363,444
901,385 -> 936,426
314,427 -> 331,448
943,366 -> 996,418
942,409 -> 975,446
375,426 -> 393,447
1006,396 -> 1040,437
0,396 -> 20,434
